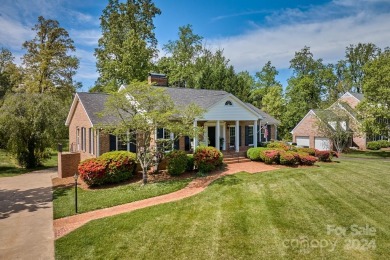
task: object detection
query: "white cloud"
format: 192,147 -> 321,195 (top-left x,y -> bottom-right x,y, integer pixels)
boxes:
0,16 -> 33,49
208,2 -> 390,74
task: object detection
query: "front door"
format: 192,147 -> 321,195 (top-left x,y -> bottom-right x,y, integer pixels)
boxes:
208,127 -> 216,147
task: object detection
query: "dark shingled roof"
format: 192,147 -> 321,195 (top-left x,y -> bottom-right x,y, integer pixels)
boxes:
77,92 -> 120,125
350,92 -> 364,101
157,87 -> 230,109
245,103 -> 281,125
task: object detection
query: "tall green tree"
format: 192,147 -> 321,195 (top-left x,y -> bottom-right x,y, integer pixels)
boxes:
22,16 -> 80,98
101,81 -> 204,184
261,85 -> 285,121
282,46 -> 327,138
94,0 -> 161,92
0,48 -> 18,99
344,43 -> 381,93
159,24 -> 203,88
0,93 -> 66,168
250,61 -> 281,107
358,49 -> 390,137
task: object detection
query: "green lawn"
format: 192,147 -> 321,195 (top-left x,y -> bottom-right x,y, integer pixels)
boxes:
56,158 -> 390,259
0,149 -> 58,177
53,178 -> 192,219
341,149 -> 390,159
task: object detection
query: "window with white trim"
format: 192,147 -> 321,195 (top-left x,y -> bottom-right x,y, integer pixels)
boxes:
76,127 -> 80,151
229,126 -> 235,147
81,127 -> 86,152
89,128 -> 94,154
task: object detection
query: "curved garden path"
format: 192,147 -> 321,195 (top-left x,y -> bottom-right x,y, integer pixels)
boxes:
54,162 -> 277,239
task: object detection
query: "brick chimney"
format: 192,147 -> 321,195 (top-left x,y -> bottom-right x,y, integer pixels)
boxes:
148,73 -> 168,87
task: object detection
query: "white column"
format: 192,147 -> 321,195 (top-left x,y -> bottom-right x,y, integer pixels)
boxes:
259,120 -> 262,143
193,120 -> 198,150
275,125 -> 278,140
253,120 -> 258,147
216,120 -> 220,151
170,132 -> 174,150
222,123 -> 226,150
235,120 -> 239,152
126,130 -> 130,151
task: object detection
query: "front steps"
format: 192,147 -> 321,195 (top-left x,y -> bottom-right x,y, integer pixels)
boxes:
222,151 -> 251,164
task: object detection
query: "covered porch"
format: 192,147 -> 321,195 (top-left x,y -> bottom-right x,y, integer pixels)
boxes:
192,120 -> 259,152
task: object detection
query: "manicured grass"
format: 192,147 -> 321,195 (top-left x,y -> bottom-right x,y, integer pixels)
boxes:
53,178 -> 192,219
0,149 -> 58,177
341,149 -> 390,159
56,159 -> 390,259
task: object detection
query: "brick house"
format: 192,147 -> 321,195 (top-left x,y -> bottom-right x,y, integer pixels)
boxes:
291,92 -> 366,150
64,74 -> 281,162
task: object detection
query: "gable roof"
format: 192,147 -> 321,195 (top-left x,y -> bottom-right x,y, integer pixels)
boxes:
245,103 -> 281,125
350,92 -> 364,101
156,87 -> 230,110
340,91 -> 364,102
65,92 -> 120,126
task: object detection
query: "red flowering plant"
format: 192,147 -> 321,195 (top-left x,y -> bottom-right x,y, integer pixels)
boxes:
99,151 -> 137,183
78,158 -> 108,186
263,150 -> 280,164
315,150 -> 332,162
279,151 -> 298,166
194,146 -> 223,173
78,151 -> 137,186
299,154 -> 317,166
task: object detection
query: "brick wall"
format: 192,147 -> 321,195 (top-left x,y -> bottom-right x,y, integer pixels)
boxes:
292,112 -> 321,148
68,99 -> 95,161
339,96 -> 360,109
58,152 -> 80,178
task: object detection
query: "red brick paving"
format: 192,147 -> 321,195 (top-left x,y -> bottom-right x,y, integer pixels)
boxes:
53,162 -> 277,239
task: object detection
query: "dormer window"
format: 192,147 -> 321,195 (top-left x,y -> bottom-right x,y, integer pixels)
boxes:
225,100 -> 233,106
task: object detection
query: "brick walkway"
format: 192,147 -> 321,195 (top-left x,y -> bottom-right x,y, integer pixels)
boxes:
54,162 -> 277,239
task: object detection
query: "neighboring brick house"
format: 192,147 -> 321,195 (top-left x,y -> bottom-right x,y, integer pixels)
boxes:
65,74 -> 281,162
291,92 -> 366,150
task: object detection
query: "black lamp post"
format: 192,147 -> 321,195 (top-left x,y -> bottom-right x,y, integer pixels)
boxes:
73,173 -> 79,213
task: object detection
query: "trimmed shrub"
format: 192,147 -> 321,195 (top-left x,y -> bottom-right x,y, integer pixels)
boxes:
78,158 -> 108,186
194,146 -> 223,173
267,141 -> 289,151
367,140 -> 390,150
247,147 -> 269,161
315,150 -> 332,162
279,151 -> 297,165
79,151 -> 137,186
263,150 -> 280,164
299,154 -> 317,166
166,150 -> 188,176
367,141 -> 381,150
186,154 -> 194,171
296,147 -> 316,156
99,151 -> 137,183
378,140 -> 390,148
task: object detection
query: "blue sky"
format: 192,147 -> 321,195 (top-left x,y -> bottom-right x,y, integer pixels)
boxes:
1,0 -> 390,91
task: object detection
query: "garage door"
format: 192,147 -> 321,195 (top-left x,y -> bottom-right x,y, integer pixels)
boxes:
315,137 -> 330,151
296,136 -> 310,147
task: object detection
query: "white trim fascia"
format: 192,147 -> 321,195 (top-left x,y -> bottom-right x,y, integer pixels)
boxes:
290,110 -> 316,134
65,93 -> 93,127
